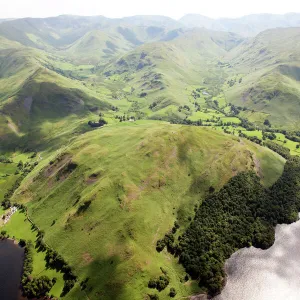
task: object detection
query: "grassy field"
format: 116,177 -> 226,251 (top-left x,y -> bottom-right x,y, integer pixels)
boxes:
275,133 -> 300,156
9,121 -> 284,300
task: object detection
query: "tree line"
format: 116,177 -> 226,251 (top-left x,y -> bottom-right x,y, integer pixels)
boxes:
156,156 -> 300,296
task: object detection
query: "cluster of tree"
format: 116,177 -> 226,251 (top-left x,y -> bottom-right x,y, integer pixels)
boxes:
35,230 -> 77,296
227,104 -> 247,117
285,133 -> 300,143
148,268 -> 170,292
2,175 -> 24,209
239,118 -> 256,131
30,152 -> 37,159
88,118 -> 107,128
23,275 -> 55,298
178,105 -> 191,113
262,132 -> 276,140
264,141 -> 291,159
148,275 -> 170,292
80,277 -> 90,290
227,79 -> 236,87
115,114 -> 135,122
140,92 -> 147,97
194,102 -> 201,112
149,102 -> 158,110
0,155 -> 12,163
16,161 -> 38,176
191,90 -> 201,99
213,100 -> 219,107
170,156 -> 300,296
169,287 -> 177,297
21,240 -> 55,298
156,221 -> 179,253
111,105 -> 119,112
0,230 -> 8,239
238,132 -> 262,145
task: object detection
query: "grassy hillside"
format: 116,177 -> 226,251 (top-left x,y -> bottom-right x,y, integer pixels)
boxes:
0,17 -> 298,300
10,121 -> 284,300
4,17 -> 299,130
223,28 -> 300,129
0,38 -> 116,151
99,28 -> 243,122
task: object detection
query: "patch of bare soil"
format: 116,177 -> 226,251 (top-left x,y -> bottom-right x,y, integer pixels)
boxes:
253,155 -> 263,178
56,162 -> 78,182
44,153 -> 72,178
82,252 -> 94,264
86,172 -> 101,185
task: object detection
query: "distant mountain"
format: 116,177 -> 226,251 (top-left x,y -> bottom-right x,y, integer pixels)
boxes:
1,13 -> 300,134
0,15 -> 181,49
180,13 -> 300,36
0,15 -> 183,64
0,19 -> 14,23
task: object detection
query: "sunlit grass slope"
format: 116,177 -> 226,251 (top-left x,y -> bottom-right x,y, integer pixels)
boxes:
12,121 -> 284,300
224,28 -> 300,129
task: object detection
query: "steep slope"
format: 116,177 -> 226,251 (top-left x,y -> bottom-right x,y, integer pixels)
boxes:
12,121 -> 285,300
0,39 -> 112,151
62,29 -> 134,64
224,28 -> 300,129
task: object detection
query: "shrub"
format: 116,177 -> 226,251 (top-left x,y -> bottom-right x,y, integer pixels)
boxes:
169,287 -> 176,297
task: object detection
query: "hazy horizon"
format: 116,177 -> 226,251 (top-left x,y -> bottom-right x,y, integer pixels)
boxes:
1,11 -> 300,21
1,0 -> 300,20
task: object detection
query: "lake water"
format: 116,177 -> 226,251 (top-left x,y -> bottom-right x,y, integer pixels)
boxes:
214,218 -> 300,300
0,239 -> 25,300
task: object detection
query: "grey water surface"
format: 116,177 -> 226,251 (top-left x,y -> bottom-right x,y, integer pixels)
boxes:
0,239 -> 25,300
214,218 -> 300,300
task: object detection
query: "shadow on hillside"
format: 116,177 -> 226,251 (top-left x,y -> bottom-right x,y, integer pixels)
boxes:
79,255 -> 126,300
0,81 -> 110,153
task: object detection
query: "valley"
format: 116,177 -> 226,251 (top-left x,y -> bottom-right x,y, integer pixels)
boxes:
0,13 -> 300,300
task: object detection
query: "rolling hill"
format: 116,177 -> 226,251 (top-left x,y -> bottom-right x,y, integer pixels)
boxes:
100,28 -> 243,121
0,13 -> 299,300
224,28 -> 300,129
0,37 -> 114,152
11,121 -> 284,300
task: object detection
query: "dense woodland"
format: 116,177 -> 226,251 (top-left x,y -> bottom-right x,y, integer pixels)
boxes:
157,156 -> 300,295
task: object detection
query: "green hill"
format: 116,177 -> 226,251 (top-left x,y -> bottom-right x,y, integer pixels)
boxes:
0,15 -> 299,300
101,28 -> 243,120
224,28 -> 300,129
11,121 -> 284,300
0,39 -> 113,151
